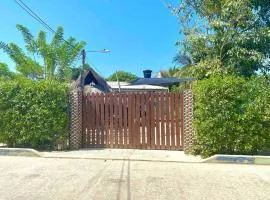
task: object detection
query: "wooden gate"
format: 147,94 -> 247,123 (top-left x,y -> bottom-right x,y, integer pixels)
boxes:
82,92 -> 184,150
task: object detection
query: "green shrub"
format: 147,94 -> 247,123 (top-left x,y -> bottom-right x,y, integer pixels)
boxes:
192,76 -> 270,158
0,78 -> 69,150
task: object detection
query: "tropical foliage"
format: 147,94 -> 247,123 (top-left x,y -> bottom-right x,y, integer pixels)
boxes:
192,76 -> 270,157
0,62 -> 12,78
107,71 -> 138,82
0,25 -> 85,81
167,0 -> 270,79
0,77 -> 69,149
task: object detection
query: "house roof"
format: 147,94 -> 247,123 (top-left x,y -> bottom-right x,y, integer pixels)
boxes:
75,68 -> 111,92
111,84 -> 168,91
131,77 -> 194,87
107,81 -> 130,87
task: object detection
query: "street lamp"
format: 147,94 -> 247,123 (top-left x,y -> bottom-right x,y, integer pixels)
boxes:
86,49 -> 110,53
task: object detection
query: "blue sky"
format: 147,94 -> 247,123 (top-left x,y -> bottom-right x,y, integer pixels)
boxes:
0,0 -> 181,78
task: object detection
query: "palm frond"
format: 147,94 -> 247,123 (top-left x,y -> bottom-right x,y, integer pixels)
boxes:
0,41 -> 13,54
173,52 -> 192,66
16,24 -> 37,53
51,26 -> 64,47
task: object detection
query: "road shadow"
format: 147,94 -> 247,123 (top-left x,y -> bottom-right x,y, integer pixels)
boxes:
116,160 -> 131,200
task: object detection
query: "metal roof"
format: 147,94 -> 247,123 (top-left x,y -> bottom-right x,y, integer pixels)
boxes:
131,77 -> 194,87
111,84 -> 168,91
107,81 -> 130,87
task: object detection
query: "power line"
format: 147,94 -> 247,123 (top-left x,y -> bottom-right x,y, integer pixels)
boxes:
14,0 -> 74,47
86,57 -> 106,78
15,0 -> 56,34
73,54 -> 82,67
13,0 -> 110,77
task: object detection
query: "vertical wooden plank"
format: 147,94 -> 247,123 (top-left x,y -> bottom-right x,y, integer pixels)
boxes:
93,93 -> 98,146
87,94 -> 92,147
150,93 -> 155,149
139,93 -> 143,148
145,93 -> 151,149
127,93 -> 132,148
106,93 -> 111,147
160,93 -> 165,150
91,94 -> 96,147
133,93 -> 137,148
141,93 -> 146,149
132,93 -> 136,149
136,93 -> 139,149
100,94 -> 105,146
89,94 -> 93,146
115,93 -> 119,148
123,93 -> 128,148
165,92 -> 170,149
85,94 -> 90,147
136,93 -> 141,149
96,93 -> 101,146
171,93 -> 176,150
96,93 -> 100,146
112,93 -> 116,148
175,93 -> 181,150
180,93 -> 184,148
109,94 -> 114,148
155,93 -> 161,149
86,94 -> 94,147
90,94 -> 95,147
129,93 -> 134,148
119,93 -> 123,148
81,94 -> 85,147
103,94 -> 107,146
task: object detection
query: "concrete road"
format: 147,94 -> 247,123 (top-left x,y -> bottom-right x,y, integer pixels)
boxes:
0,157 -> 269,200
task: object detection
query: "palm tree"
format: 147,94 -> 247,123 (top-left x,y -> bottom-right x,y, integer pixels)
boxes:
160,53 -> 194,78
0,24 -> 85,81
160,66 -> 180,77
172,53 -> 194,78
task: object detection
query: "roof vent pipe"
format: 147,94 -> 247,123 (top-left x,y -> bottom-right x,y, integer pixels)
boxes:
143,70 -> 152,78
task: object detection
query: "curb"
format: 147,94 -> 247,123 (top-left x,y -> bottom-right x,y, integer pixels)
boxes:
0,148 -> 42,157
203,154 -> 270,165
1,148 -> 270,165
43,155 -> 201,163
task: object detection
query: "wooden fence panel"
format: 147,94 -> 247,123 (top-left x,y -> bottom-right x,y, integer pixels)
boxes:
82,92 -> 184,150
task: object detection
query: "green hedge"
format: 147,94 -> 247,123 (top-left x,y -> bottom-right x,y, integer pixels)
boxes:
192,76 -> 270,157
0,78 -> 69,149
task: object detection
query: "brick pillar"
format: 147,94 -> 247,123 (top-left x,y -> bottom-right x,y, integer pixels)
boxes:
183,89 -> 195,153
69,89 -> 83,149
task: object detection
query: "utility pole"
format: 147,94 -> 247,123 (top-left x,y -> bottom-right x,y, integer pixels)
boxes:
115,70 -> 121,92
80,49 -> 86,89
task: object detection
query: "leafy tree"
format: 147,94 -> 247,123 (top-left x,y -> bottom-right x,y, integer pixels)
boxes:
106,71 -> 138,82
0,25 -> 85,81
0,62 -> 11,77
169,0 -> 270,79
71,64 -> 91,80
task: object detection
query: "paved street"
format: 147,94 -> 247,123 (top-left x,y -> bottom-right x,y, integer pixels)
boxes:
0,157 -> 269,200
